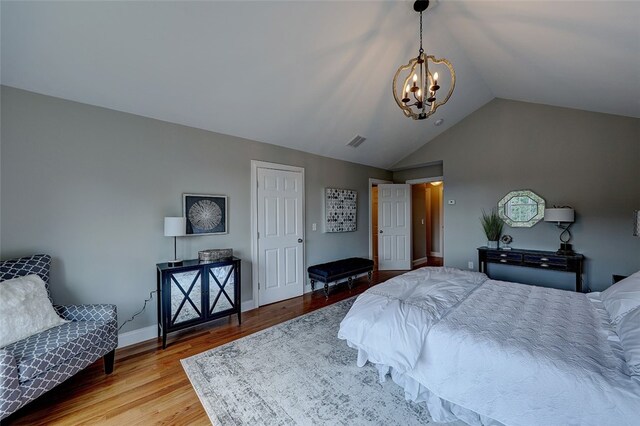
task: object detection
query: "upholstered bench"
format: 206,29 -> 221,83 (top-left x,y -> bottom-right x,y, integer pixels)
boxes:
307,257 -> 374,298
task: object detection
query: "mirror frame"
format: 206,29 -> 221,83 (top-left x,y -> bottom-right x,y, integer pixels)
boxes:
498,190 -> 546,228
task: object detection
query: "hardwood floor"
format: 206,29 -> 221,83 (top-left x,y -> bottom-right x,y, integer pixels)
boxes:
4,271 -> 403,425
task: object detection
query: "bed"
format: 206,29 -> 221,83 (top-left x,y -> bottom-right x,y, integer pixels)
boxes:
337,267 -> 640,426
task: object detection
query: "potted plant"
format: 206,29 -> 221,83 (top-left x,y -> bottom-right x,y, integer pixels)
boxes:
481,209 -> 503,249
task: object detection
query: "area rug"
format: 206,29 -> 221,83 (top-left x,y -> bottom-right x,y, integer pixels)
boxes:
181,298 -> 463,425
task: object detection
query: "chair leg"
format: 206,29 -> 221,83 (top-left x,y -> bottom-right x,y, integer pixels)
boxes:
104,349 -> 115,374
367,271 -> 372,287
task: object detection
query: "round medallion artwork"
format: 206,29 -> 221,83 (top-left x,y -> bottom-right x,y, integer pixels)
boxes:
189,200 -> 222,231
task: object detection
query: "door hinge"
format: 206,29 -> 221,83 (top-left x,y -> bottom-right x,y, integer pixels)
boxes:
258,282 -> 261,289
257,232 -> 260,239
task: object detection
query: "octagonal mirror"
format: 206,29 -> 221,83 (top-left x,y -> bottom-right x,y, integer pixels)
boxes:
498,190 -> 545,227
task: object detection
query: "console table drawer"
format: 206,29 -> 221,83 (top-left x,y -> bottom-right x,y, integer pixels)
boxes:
487,252 -> 522,263
523,254 -> 568,270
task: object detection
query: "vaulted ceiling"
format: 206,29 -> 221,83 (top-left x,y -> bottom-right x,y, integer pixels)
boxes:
2,1 -> 639,169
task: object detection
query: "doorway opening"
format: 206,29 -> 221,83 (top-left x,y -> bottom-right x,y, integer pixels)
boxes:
368,177 -> 443,271
410,180 -> 444,268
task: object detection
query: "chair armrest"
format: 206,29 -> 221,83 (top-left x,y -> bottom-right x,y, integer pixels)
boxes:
54,304 -> 117,323
0,349 -> 21,420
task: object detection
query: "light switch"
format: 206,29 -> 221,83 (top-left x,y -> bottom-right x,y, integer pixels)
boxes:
312,223 -> 317,231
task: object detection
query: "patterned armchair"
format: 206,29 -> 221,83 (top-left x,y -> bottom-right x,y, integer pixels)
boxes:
0,255 -> 117,420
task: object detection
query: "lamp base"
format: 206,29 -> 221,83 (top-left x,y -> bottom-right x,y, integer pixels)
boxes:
556,243 -> 574,255
167,259 -> 183,267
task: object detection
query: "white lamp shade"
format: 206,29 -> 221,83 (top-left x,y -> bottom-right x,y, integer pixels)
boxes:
164,217 -> 186,237
544,208 -> 575,223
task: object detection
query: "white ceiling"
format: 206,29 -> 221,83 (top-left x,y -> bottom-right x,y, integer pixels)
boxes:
2,1 -> 639,169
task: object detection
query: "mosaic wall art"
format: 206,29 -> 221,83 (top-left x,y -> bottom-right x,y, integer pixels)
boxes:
325,188 -> 357,232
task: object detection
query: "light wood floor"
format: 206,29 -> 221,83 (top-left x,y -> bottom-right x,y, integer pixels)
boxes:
4,271 -> 403,425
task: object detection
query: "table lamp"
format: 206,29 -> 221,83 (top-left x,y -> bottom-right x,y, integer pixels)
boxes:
544,207 -> 575,255
164,217 -> 186,266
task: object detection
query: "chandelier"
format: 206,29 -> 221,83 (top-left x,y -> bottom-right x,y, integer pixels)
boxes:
393,1 -> 455,120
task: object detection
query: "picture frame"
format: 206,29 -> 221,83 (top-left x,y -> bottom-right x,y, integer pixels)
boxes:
324,188 -> 357,233
183,194 -> 228,235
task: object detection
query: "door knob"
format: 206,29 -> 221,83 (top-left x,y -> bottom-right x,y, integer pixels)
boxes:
379,230 -> 383,234
298,238 -> 303,243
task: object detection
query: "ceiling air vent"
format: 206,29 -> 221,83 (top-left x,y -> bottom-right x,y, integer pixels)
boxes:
346,135 -> 366,148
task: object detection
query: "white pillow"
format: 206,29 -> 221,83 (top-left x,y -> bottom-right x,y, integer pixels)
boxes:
0,274 -> 68,348
601,271 -> 640,325
617,306 -> 640,376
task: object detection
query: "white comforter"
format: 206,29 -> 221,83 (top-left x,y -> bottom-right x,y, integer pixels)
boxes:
338,267 -> 640,426
338,267 -> 487,371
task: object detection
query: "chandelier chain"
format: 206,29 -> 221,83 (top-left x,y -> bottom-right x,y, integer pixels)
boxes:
419,11 -> 424,54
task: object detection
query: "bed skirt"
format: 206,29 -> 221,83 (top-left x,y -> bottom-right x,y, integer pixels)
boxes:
347,342 -> 504,426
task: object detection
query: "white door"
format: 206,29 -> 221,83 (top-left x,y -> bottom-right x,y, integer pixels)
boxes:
378,184 -> 411,270
257,167 -> 304,305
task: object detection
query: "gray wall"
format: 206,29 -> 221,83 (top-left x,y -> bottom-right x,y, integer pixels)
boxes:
0,86 -> 391,332
394,99 -> 640,291
393,162 -> 442,183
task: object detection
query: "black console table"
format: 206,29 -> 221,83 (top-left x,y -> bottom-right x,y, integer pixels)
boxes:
156,257 -> 241,348
477,247 -> 584,292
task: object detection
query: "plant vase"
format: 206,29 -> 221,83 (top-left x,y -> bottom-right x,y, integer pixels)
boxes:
487,240 -> 499,249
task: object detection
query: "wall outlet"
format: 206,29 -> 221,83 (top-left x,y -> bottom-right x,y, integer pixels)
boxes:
312,223 -> 317,231
468,261 -> 474,270
448,200 -> 456,205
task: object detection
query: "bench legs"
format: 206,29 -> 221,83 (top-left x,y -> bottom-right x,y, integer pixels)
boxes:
312,270 -> 374,299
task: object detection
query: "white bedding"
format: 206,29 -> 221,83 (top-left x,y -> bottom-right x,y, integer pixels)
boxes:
338,267 -> 640,426
338,267 -> 487,370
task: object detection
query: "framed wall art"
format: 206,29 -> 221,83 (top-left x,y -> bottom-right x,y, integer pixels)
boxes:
325,188 -> 357,232
183,194 -> 228,235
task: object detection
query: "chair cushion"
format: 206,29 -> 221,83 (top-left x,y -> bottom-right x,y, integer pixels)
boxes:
3,320 -> 115,383
307,257 -> 374,280
0,254 -> 52,296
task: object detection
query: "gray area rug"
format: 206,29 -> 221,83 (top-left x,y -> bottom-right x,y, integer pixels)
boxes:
181,298 -> 462,425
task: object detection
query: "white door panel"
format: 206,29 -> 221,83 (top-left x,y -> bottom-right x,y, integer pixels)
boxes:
257,168 -> 304,305
378,184 -> 411,270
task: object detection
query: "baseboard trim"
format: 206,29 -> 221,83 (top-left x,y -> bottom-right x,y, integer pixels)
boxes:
118,325 -> 157,348
412,257 -> 428,266
118,299 -> 257,348
241,299 -> 255,312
